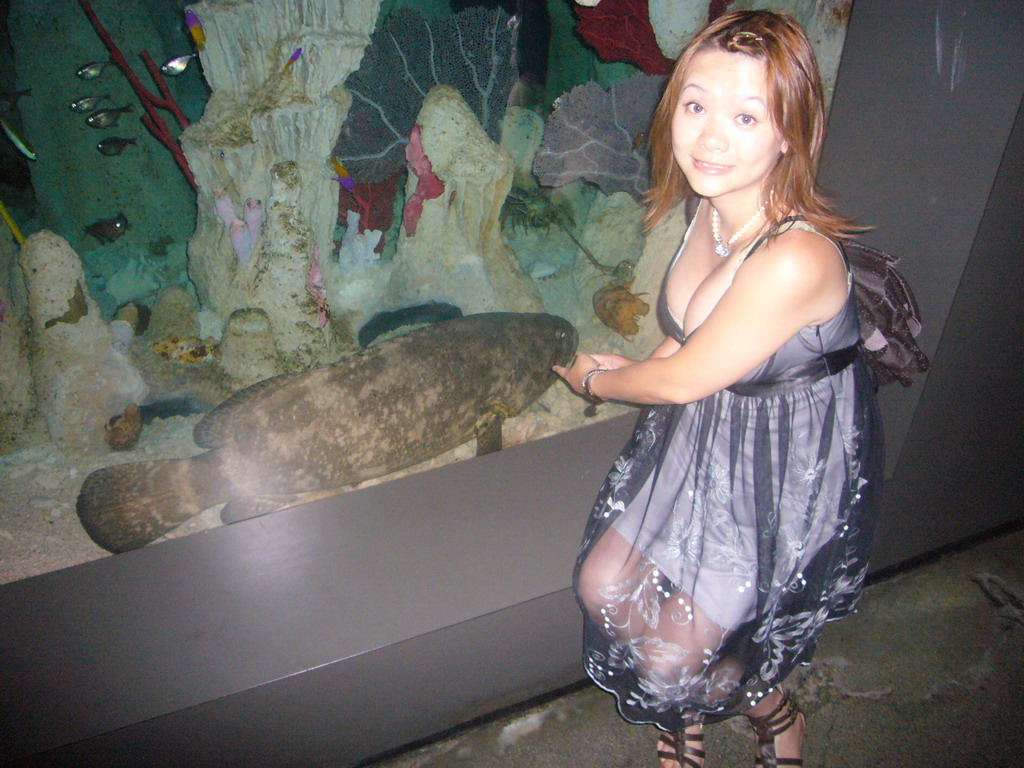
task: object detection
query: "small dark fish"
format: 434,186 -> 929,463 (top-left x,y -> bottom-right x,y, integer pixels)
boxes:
96,136 -> 137,156
69,93 -> 110,113
85,105 -> 132,129
160,53 -> 196,76
84,212 -> 130,243
77,61 -> 112,80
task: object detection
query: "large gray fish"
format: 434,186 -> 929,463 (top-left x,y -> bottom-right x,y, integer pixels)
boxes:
77,313 -> 578,553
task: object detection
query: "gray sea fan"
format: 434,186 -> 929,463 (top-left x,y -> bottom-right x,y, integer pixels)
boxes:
334,6 -> 519,182
534,73 -> 666,200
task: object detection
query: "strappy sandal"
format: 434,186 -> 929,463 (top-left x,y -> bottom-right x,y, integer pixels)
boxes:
656,725 -> 705,768
748,688 -> 805,768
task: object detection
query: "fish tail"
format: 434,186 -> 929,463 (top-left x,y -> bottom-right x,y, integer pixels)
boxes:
76,452 -> 226,553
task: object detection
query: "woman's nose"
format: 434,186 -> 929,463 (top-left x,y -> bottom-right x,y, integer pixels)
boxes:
699,119 -> 728,152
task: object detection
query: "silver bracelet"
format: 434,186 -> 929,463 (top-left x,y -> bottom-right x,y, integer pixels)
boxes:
581,368 -> 607,399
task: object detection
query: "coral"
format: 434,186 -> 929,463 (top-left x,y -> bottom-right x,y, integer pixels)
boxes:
243,198 -> 263,246
78,0 -> 197,190
214,188 -> 237,228
229,219 -> 252,264
218,307 -> 283,388
534,73 -> 666,200
338,211 -> 383,270
152,335 -> 219,364
305,245 -> 330,328
19,231 -> 148,449
387,86 -> 541,315
402,124 -> 445,237
179,0 -> 377,366
105,403 -> 142,452
593,281 -> 650,337
500,107 -> 546,191
573,0 -> 674,75
338,171 -> 400,249
333,6 -> 519,182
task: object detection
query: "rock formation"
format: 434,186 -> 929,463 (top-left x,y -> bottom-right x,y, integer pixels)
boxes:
387,86 -> 542,315
179,0 -> 382,368
19,231 -> 147,450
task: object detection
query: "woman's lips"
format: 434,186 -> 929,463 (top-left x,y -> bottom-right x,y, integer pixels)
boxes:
692,158 -> 732,174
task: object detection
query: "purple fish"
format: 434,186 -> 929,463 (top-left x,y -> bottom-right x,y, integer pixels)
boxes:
282,47 -> 302,73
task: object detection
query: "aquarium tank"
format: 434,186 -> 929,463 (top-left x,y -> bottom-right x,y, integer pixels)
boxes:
0,0 -> 851,578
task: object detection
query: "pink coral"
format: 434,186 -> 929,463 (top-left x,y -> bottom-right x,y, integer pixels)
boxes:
402,123 -> 444,237
305,245 -> 330,328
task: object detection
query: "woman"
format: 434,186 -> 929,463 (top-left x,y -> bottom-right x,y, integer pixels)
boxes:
553,11 -> 883,768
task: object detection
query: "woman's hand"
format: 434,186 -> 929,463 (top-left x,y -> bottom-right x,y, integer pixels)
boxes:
553,353 -> 638,398
552,353 -> 603,397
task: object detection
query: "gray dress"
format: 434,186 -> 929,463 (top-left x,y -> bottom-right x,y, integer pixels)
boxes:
573,217 -> 883,729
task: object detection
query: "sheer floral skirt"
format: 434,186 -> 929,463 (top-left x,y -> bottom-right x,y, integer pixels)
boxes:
573,360 -> 883,729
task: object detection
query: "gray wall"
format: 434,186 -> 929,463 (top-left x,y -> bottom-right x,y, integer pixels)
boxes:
817,0 -> 1024,563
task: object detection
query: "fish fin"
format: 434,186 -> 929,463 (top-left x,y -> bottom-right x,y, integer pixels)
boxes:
475,418 -> 503,456
221,496 -> 290,524
76,455 -> 216,553
474,400 -> 517,456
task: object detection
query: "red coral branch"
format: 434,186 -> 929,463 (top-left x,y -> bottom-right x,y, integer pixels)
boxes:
338,171 -> 400,253
78,0 -> 197,191
573,0 -> 674,76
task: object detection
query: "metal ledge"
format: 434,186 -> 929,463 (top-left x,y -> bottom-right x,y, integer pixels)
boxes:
0,413 -> 637,767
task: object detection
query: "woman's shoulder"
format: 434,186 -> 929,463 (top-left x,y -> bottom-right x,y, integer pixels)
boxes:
747,224 -> 845,283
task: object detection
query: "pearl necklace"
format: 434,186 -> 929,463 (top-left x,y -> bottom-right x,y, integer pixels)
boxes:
711,205 -> 765,259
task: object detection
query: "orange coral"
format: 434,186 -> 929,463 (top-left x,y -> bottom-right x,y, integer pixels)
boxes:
152,335 -> 219,363
593,282 -> 649,337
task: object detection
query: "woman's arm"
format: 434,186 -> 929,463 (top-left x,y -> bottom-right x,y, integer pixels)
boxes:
555,230 -> 848,404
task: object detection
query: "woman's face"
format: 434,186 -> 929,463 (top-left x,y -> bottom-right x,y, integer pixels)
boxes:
671,48 -> 787,208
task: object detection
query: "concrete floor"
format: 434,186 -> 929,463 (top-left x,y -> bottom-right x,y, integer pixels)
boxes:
360,529 -> 1024,768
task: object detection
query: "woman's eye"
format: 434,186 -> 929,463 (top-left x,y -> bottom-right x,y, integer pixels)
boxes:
737,114 -> 757,126
685,101 -> 704,115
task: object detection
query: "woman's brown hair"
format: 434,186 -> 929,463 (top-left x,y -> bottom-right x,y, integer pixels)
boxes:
644,10 -> 856,238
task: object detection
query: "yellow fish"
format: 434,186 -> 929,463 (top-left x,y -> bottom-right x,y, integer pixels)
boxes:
331,156 -> 354,191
